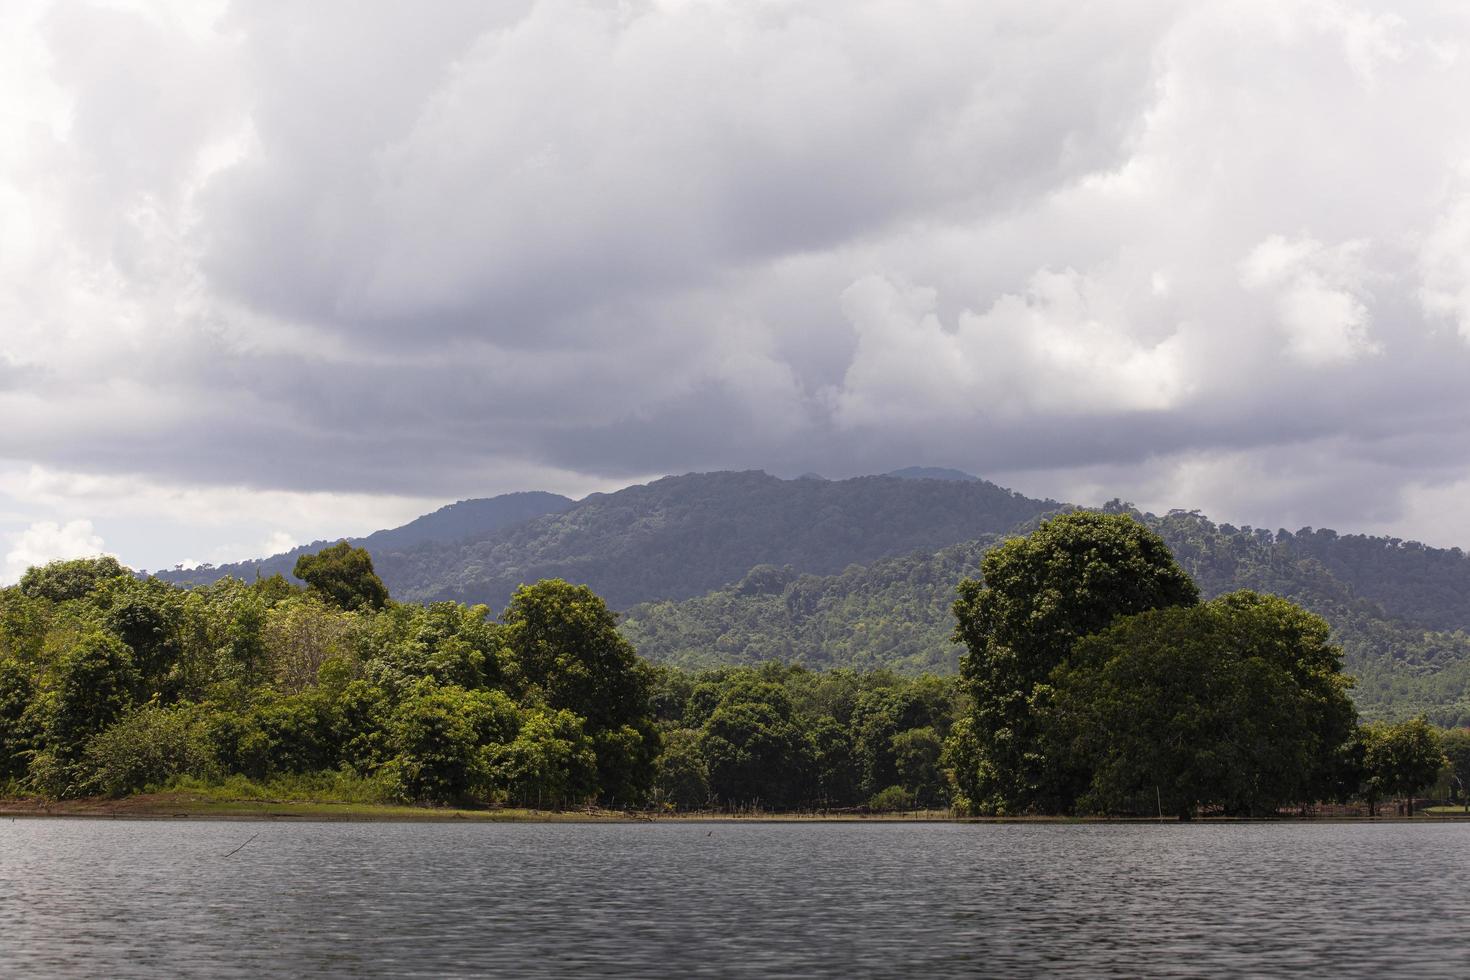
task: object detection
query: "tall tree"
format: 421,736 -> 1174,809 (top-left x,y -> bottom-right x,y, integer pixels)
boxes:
500,580 -> 658,803
293,541 -> 390,612
951,511 -> 1199,814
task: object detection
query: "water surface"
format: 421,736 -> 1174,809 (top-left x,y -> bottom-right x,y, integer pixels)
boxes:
1,819 -> 1466,977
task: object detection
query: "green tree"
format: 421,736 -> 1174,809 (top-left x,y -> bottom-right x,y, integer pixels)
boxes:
1361,717 -> 1445,817
501,580 -> 658,802
652,727 -> 711,810
489,708 -> 598,808
952,511 -> 1199,813
891,726 -> 946,807
99,577 -> 183,690
293,542 -> 389,612
1047,595 -> 1357,818
1440,728 -> 1470,809
700,697 -> 810,810
0,658 -> 38,780
808,714 -> 860,807
385,683 -> 519,804
358,601 -> 502,694
19,556 -> 129,603
31,632 -> 141,795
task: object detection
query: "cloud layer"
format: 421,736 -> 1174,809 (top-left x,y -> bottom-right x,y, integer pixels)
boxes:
5,0 -> 1470,574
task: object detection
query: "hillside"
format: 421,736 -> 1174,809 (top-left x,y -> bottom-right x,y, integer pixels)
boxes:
622,506 -> 1470,725
372,470 -> 1060,611
621,538 -> 1000,675
154,491 -> 574,586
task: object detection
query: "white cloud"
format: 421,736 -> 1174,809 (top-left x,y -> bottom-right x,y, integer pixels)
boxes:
4,0 -> 1470,558
2,518 -> 113,585
831,268 -> 1190,428
1239,235 -> 1379,366
1419,167 -> 1470,341
259,530 -> 298,559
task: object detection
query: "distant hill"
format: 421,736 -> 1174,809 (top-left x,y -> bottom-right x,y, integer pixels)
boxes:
374,470 -> 1061,611
885,466 -> 981,482
621,539 -> 999,675
146,466 -> 1470,723
623,506 -> 1470,725
154,491 -> 575,587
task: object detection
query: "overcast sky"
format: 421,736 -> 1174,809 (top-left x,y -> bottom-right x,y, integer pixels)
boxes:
4,0 -> 1470,580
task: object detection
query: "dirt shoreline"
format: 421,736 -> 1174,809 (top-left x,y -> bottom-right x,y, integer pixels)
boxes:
4,794 -> 1469,824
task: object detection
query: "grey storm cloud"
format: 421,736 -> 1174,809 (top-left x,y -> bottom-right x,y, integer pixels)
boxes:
6,0 -> 1470,553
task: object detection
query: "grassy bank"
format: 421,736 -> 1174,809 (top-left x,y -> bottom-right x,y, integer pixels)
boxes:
0,792 -> 626,822
7,795 -> 1470,822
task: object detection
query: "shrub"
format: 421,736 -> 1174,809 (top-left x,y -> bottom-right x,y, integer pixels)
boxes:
869,784 -> 916,811
81,704 -> 216,796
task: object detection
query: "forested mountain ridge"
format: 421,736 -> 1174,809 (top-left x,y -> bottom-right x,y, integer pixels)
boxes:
145,468 -> 1470,723
370,470 -> 1061,611
153,491 -> 575,586
623,506 -> 1470,725
621,538 -> 1001,675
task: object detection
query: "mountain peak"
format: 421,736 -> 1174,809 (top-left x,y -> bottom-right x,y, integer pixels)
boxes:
885,466 -> 980,483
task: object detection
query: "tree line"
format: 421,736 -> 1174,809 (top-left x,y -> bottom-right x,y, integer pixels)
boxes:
0,518 -> 1461,816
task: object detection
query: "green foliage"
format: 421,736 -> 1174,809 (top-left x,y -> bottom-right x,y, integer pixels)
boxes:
652,727 -> 710,809
623,540 -> 998,674
487,708 -> 598,808
0,562 -> 673,808
43,632 -> 141,759
384,683 -> 521,804
19,556 -> 129,602
358,601 -> 503,694
624,503 -> 1470,726
953,512 -> 1199,813
1048,595 -> 1357,817
80,703 -> 216,796
700,698 -> 810,810
868,784 -> 917,812
293,541 -> 390,612
502,580 -> 657,803
0,658 -> 38,779
1440,728 -> 1470,791
890,727 -> 945,807
638,663 -> 966,811
1360,717 -> 1445,814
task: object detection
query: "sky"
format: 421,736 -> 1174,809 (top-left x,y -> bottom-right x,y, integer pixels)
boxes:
5,0 -> 1470,581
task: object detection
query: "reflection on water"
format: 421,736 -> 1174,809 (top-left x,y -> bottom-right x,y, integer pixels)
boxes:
1,819 -> 1467,977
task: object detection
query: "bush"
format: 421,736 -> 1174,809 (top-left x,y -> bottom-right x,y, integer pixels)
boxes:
869,785 -> 916,811
80,704 -> 216,796
386,683 -> 521,804
488,708 -> 598,809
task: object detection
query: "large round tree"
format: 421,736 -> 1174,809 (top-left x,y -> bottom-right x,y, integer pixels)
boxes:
1046,593 -> 1358,818
951,511 -> 1199,814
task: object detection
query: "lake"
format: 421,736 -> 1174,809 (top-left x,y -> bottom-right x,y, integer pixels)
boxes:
1,819 -> 1467,977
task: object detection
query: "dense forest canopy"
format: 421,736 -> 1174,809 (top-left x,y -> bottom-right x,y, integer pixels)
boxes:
0,525 -> 1461,818
0,551 -> 968,812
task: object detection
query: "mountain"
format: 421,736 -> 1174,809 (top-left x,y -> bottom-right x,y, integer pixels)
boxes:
146,466 -> 1470,723
373,470 -> 1061,611
154,491 -> 575,586
885,466 -> 981,482
622,506 -> 1470,725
